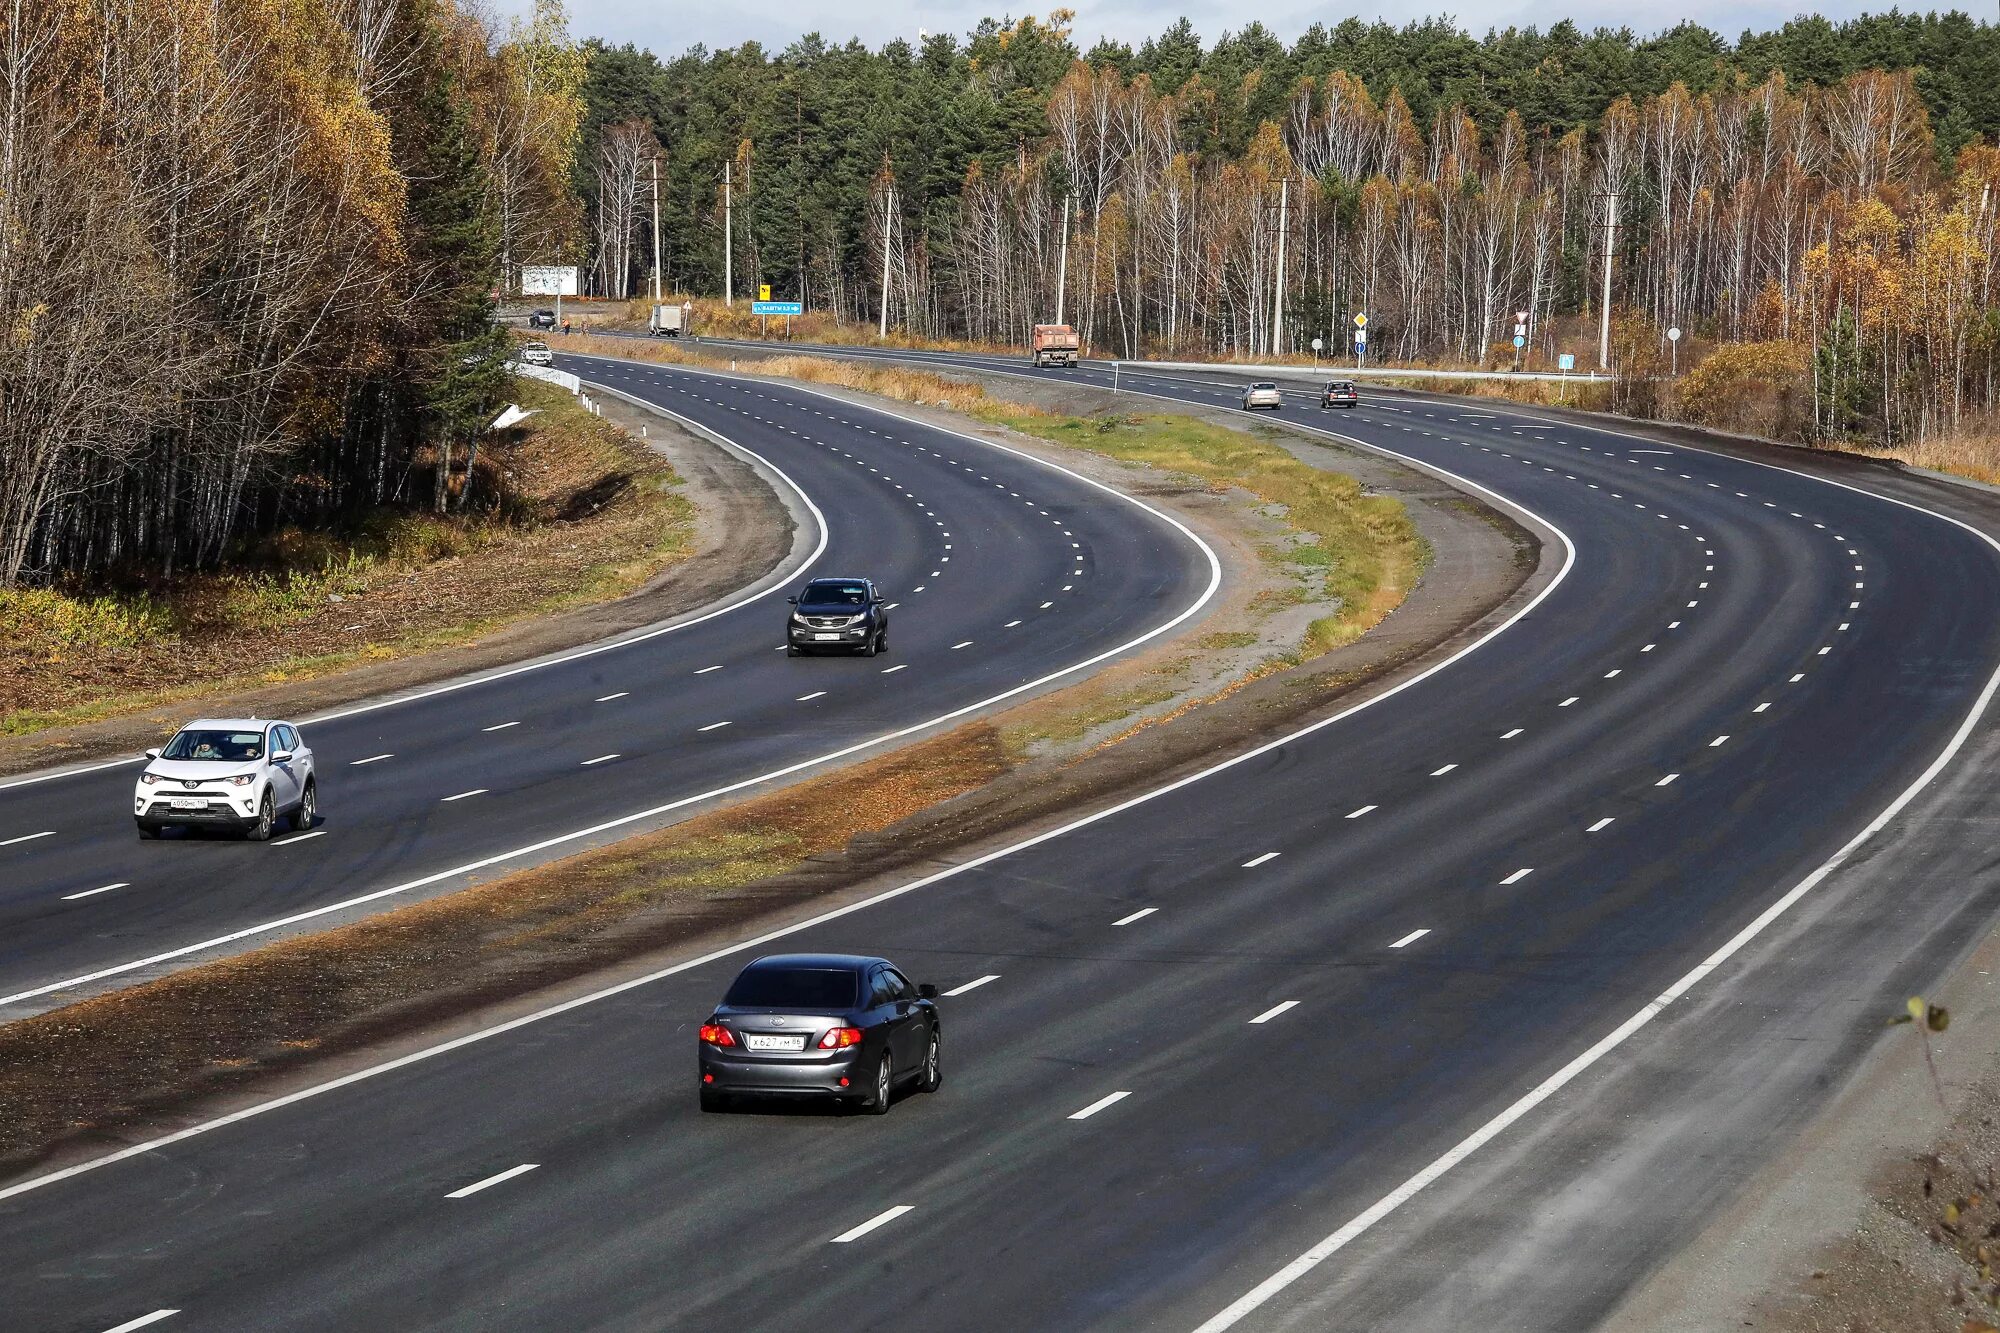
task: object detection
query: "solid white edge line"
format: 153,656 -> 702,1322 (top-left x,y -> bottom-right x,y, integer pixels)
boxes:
0,348 -> 1581,1210
445,1162 -> 539,1199
0,830 -> 56,846
1183,405 -> 2000,1333
1068,1090 -> 1132,1121
0,390 -> 835,794
99,1313 -> 178,1333
829,1204 -> 915,1243
942,974 -> 999,997
0,366 -> 1223,1014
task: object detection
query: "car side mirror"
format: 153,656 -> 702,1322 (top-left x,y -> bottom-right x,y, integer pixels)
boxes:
144,748 -> 160,760
872,596 -> 885,606
786,595 -> 798,604
918,983 -> 939,1000
272,750 -> 293,764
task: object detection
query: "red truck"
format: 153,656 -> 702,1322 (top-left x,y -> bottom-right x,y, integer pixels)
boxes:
1031,324 -> 1080,368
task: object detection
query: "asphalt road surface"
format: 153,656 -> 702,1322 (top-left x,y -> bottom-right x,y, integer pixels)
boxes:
0,356 -> 1216,1011
7,342 -> 2000,1333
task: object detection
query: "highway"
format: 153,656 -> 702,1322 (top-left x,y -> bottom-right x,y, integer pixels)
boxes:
0,359 -> 1215,1011
7,341 -> 2000,1332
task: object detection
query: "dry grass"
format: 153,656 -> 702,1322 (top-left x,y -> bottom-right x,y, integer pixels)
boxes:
1855,432 -> 2000,486
1,380 -> 694,734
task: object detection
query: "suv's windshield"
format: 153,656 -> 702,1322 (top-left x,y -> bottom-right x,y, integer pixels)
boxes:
801,582 -> 869,607
725,967 -> 859,1009
163,729 -> 264,762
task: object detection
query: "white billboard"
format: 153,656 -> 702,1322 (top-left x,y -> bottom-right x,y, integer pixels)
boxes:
519,265 -> 579,296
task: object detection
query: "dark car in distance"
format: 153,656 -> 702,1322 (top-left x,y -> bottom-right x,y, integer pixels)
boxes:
1322,380 -> 1360,408
786,576 -> 889,657
699,954 -> 941,1113
527,308 -> 556,329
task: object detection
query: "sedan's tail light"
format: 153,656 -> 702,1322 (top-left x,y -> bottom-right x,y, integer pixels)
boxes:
819,1027 -> 863,1049
699,1024 -> 735,1047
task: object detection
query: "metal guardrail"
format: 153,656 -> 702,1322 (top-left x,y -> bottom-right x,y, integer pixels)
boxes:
507,362 -> 582,393
1123,359 -> 1602,385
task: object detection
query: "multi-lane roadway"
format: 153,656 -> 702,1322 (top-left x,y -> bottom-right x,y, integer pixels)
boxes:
0,363 -> 1216,1011
5,341 -> 2000,1331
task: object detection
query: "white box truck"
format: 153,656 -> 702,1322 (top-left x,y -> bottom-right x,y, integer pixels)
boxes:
649,303 -> 688,337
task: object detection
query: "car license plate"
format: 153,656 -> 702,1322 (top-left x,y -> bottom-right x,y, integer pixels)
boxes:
744,1033 -> 806,1052
171,798 -> 209,810
813,633 -> 840,641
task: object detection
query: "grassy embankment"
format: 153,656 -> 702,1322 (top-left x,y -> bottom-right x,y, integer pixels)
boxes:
0,379 -> 694,736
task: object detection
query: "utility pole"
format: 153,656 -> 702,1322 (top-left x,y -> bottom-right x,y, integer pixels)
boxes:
1598,189 -> 1619,372
879,182 -> 896,338
1054,193 -> 1071,325
724,158 -> 734,308
1270,176 -> 1290,355
650,154 -> 662,304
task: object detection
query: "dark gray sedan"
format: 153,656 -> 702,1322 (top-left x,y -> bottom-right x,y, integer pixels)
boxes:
698,953 -> 941,1113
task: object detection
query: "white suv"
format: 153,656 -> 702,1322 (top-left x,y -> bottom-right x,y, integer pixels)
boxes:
134,718 -> 317,841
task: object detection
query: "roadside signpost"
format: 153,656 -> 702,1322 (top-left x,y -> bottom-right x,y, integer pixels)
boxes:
1353,313 -> 1368,367
1667,325 -> 1682,376
1513,309 -> 1529,370
1311,336 -> 1324,360
751,298 -> 803,337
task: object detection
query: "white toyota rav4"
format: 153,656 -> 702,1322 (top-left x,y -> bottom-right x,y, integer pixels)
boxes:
134,718 -> 317,841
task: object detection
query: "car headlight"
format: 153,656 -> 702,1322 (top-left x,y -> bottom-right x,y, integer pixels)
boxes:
140,773 -> 160,786
227,774 -> 255,786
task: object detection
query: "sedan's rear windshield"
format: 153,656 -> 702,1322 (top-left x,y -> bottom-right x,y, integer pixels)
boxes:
724,967 -> 859,1008
163,730 -> 264,761
801,582 -> 869,607
1252,382 -> 1277,390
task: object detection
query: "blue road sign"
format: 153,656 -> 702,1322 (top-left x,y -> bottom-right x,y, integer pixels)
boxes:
1513,335 -> 1526,349
1558,352 -> 1576,371
751,300 -> 803,316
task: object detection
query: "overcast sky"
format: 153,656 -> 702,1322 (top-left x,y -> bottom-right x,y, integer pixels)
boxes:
497,1 -> 1913,57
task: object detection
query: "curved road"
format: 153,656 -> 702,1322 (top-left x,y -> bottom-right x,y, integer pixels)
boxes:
6,343 -> 2000,1332
0,358 -> 1215,1011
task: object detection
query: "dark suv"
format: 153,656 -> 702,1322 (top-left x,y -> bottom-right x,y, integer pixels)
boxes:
786,576 -> 888,657
1322,380 -> 1359,408
699,954 -> 941,1113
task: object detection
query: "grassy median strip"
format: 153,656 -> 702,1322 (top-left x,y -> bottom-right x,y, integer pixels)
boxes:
564,332 -> 1424,657
0,348 -> 1430,1172
1,379 -> 694,736
0,727 -> 1008,1168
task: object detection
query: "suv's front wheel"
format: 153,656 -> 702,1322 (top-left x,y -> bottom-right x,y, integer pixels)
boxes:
246,792 -> 275,842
